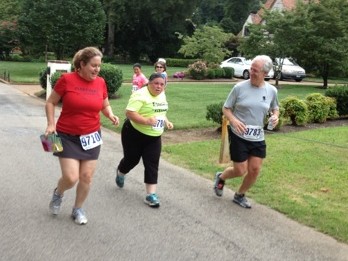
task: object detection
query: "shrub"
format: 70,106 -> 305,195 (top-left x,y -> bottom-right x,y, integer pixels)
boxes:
206,102 -> 224,125
50,71 -> 63,88
188,60 -> 207,80
39,67 -> 50,90
280,96 -> 308,126
206,69 -> 216,79
98,63 -> 123,97
326,97 -> 339,119
166,58 -> 197,67
222,67 -> 234,79
325,85 -> 348,116
214,68 -> 225,78
305,93 -> 335,123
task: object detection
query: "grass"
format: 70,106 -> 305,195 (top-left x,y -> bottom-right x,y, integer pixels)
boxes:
0,61 -> 186,83
0,61 -> 47,84
102,82 -> 327,131
162,126 -> 348,243
3,61 -> 347,243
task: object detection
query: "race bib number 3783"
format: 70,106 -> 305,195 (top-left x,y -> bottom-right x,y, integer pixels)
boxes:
80,131 -> 103,150
243,125 -> 262,140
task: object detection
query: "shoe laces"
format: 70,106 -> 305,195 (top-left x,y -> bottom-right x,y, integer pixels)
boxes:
148,193 -> 158,201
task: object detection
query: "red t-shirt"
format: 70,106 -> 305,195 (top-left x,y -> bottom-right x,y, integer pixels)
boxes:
54,72 -> 108,135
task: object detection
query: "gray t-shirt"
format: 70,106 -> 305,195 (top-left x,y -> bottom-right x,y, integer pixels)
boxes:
224,79 -> 279,141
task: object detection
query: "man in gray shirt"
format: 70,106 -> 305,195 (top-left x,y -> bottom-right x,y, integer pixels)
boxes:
214,55 -> 279,208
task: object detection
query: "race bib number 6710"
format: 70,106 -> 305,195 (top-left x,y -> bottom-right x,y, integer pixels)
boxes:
80,131 -> 103,150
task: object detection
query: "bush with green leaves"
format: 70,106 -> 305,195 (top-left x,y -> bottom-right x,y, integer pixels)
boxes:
222,67 -> 233,79
280,96 -> 308,126
214,68 -> 225,78
325,85 -> 348,116
206,101 -> 224,126
166,58 -> 197,67
305,93 -> 338,123
98,63 -> 123,97
206,69 -> 216,79
326,97 -> 339,119
50,71 -> 63,88
39,67 -> 50,90
188,60 -> 207,80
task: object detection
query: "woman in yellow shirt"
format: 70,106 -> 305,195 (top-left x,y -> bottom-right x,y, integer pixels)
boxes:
115,73 -> 173,207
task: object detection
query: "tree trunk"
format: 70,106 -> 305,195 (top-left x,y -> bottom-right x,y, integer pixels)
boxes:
322,63 -> 329,89
105,21 -> 115,57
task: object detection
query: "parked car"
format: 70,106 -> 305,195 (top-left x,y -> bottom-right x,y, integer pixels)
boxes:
274,58 -> 306,82
220,57 -> 274,80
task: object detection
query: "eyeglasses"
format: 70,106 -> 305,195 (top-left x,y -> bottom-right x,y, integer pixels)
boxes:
155,66 -> 163,69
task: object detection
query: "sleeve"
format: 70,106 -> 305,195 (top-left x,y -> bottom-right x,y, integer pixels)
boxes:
126,91 -> 144,112
53,74 -> 67,97
270,87 -> 280,111
102,79 -> 108,99
224,85 -> 238,109
141,74 -> 149,86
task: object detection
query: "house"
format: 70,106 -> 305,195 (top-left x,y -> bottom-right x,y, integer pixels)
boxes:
240,0 -> 300,37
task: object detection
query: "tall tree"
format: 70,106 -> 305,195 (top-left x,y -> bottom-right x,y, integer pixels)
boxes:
178,25 -> 232,63
113,0 -> 199,62
18,0 -> 106,60
0,0 -> 21,21
102,0 -> 126,57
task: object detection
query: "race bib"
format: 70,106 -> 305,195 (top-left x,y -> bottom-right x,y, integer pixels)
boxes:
243,125 -> 262,140
132,85 -> 138,92
152,116 -> 165,131
80,131 -> 103,150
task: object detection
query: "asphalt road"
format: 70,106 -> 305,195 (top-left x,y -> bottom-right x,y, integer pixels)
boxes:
1,82 -> 347,261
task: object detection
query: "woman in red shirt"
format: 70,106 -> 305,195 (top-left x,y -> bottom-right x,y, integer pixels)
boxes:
45,47 -> 119,225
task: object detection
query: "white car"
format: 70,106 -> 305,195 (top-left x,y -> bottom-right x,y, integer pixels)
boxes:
220,57 -> 274,80
274,58 -> 306,82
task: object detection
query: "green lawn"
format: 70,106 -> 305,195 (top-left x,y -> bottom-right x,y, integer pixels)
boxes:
0,61 -> 186,83
2,61 -> 347,243
102,82 -> 327,131
0,61 -> 47,84
161,126 -> 348,243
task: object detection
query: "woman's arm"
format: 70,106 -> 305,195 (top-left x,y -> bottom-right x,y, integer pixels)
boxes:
101,98 -> 119,126
45,90 -> 61,136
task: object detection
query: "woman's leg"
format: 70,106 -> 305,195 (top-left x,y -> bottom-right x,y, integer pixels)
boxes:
74,159 -> 98,208
118,120 -> 143,174
56,157 -> 80,195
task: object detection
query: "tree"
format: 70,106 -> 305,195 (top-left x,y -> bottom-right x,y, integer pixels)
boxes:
17,0 -> 106,60
192,0 -> 266,34
0,0 -> 21,21
178,25 -> 232,63
0,21 -> 18,59
238,0 -> 348,88
112,0 -> 199,62
102,0 -> 126,57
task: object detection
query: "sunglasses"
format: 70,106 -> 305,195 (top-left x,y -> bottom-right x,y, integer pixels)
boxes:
156,66 -> 163,68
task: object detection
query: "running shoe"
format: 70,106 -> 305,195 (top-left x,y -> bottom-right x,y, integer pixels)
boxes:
49,188 -> 63,215
233,193 -> 251,208
214,172 -> 225,197
144,193 -> 160,208
71,208 -> 88,225
115,169 -> 125,188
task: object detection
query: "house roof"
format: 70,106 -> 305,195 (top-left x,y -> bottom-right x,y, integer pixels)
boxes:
251,0 -> 298,25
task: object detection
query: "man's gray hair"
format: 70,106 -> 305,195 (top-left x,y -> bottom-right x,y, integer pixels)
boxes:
252,55 -> 273,73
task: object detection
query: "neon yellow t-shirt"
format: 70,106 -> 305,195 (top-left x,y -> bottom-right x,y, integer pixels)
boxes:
126,87 -> 168,136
